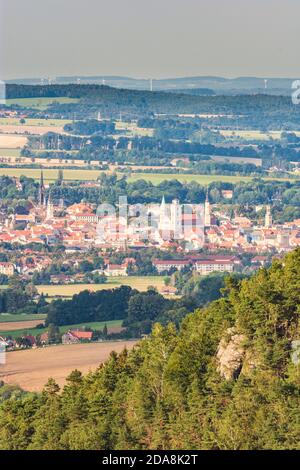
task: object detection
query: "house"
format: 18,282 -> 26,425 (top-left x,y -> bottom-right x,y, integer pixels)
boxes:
40,332 -> 49,345
161,286 -> 178,296
0,262 -> 14,276
194,256 -> 238,275
153,259 -> 190,273
221,190 -> 233,199
104,264 -> 128,277
251,256 -> 268,266
62,330 -> 93,344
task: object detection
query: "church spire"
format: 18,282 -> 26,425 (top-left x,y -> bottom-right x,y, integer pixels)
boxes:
46,191 -> 54,220
38,171 -> 46,206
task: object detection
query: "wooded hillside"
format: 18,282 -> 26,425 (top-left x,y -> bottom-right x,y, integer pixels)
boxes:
0,249 -> 299,450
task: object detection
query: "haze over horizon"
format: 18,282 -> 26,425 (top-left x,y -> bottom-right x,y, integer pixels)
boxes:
0,0 -> 300,80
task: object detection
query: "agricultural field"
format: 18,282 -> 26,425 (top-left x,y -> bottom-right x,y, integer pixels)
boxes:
0,320 -> 45,333
4,97 -> 79,110
0,340 -> 137,391
0,148 -> 22,157
128,173 -> 254,185
0,314 -> 47,335
37,276 -> 166,298
0,167 -> 296,184
115,121 -> 154,137
0,167 -> 104,181
0,134 -> 28,148
220,130 -> 300,141
0,319 -> 123,339
0,125 -> 65,136
0,117 -> 72,127
0,313 -> 47,323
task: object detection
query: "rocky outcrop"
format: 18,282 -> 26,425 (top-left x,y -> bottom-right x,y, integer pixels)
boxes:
216,328 -> 247,381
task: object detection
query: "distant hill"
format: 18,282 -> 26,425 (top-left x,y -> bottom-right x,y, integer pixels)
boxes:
4,83 -> 300,123
5,75 -> 297,95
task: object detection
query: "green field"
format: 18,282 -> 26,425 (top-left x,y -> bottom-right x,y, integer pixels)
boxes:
0,168 -> 104,181
0,319 -> 123,339
115,121 -> 154,137
0,167 -> 297,184
0,148 -> 22,157
220,130 -> 300,141
127,173 -> 298,185
127,173 -> 254,185
0,313 -> 47,323
37,276 -> 166,298
4,98 -> 79,110
0,117 -> 72,127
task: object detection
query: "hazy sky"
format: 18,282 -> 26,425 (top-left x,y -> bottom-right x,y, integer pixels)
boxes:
0,0 -> 299,80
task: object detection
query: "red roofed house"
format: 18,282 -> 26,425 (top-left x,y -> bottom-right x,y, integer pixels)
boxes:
153,259 -> 190,273
62,330 -> 93,344
104,264 -> 128,277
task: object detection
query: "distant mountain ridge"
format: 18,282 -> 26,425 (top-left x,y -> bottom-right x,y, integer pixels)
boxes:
4,75 -> 297,95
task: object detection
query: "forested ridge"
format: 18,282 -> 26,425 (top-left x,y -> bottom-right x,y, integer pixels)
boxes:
0,249 -> 299,450
6,83 -> 300,117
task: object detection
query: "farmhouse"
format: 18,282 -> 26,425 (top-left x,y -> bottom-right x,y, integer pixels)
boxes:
62,330 -> 93,344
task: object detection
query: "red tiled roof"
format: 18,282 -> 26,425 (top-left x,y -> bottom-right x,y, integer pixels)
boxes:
153,259 -> 189,266
70,330 -> 93,340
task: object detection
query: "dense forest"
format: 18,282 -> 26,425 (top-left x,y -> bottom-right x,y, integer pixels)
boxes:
0,249 -> 299,449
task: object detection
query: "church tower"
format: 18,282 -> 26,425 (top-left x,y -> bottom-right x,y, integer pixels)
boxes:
204,190 -> 211,227
159,196 -> 171,239
46,192 -> 54,220
170,199 -> 182,239
265,205 -> 272,228
38,171 -> 46,206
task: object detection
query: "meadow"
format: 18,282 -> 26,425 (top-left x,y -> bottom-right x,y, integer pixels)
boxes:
0,167 -> 296,184
4,97 -> 79,110
127,173 -> 254,185
220,129 -> 300,141
0,168 -> 104,181
115,121 -> 154,137
37,276 -> 166,298
0,148 -> 22,157
0,117 -> 72,127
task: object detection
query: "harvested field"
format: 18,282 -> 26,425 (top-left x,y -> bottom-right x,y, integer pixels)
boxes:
0,134 -> 28,148
0,319 -> 44,332
0,341 -> 137,392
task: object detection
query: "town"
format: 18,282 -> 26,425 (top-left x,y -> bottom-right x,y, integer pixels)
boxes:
0,172 -> 298,285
